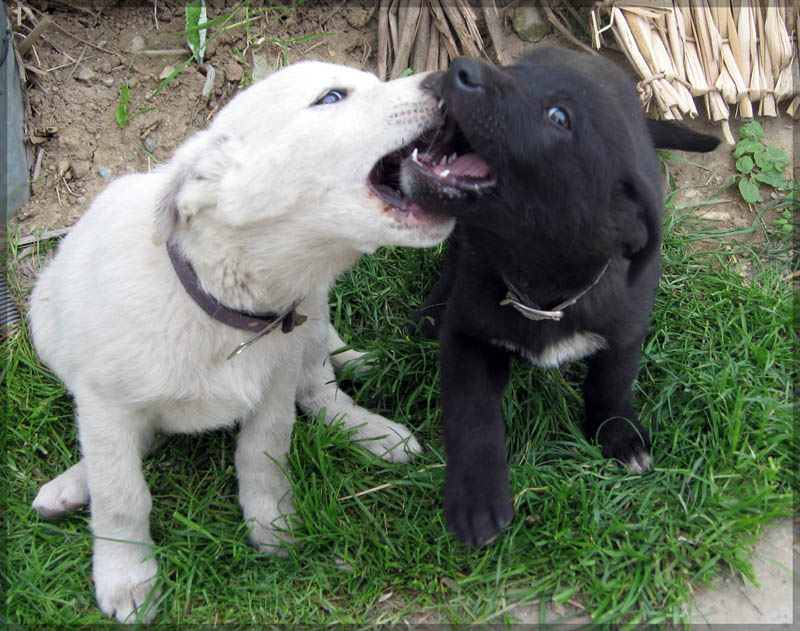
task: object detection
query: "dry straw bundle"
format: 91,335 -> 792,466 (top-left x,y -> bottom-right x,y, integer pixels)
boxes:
376,0 -> 512,81
592,1 -> 798,144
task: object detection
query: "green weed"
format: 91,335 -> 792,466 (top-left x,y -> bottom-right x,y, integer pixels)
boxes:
730,121 -> 792,207
114,84 -> 154,129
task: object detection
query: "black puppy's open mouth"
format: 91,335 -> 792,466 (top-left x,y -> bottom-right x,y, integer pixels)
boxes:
368,111 -> 495,217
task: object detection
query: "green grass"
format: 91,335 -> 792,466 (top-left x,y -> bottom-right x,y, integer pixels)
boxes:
4,202 -> 795,626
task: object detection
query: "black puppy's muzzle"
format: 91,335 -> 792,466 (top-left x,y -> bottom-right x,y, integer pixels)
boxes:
422,58 -> 488,99
451,57 -> 484,93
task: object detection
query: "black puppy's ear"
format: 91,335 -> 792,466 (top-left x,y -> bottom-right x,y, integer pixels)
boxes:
613,177 -> 661,285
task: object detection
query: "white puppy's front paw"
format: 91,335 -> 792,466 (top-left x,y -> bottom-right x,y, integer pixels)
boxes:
353,414 -> 423,463
93,540 -> 160,624
32,463 -> 90,519
246,518 -> 293,556
241,490 -> 294,556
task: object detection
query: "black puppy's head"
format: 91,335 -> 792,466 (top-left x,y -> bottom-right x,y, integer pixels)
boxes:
401,52 -> 663,283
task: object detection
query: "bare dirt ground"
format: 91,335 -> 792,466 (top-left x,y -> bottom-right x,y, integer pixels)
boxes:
5,0 -> 797,625
8,1 -> 794,252
10,0 -> 380,242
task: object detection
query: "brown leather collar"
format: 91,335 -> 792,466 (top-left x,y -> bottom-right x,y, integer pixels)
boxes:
166,237 -> 306,335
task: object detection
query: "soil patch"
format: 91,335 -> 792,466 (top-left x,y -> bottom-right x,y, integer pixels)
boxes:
6,2 -> 795,277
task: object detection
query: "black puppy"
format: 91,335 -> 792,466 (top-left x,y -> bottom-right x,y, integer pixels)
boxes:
399,46 -> 720,547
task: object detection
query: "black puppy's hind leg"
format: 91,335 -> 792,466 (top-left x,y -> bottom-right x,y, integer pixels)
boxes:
583,345 -> 652,473
439,330 -> 513,546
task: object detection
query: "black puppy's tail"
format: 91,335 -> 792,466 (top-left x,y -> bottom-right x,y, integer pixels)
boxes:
647,119 -> 721,152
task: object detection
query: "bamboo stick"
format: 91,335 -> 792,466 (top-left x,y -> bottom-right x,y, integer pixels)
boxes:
708,5 -> 747,106
425,21 -> 440,72
725,3 -> 753,118
665,7 -> 685,81
755,1 -> 777,116
377,0 -> 390,81
595,1 -> 796,123
482,3 -> 511,66
390,4 -> 421,79
441,0 -> 482,59
774,54 -> 796,103
765,0 -> 796,103
17,15 -> 52,56
388,0 -> 399,56
787,95 -> 799,118
612,8 -> 655,81
676,1 -> 710,96
439,33 -> 449,69
459,4 -> 483,52
691,1 -> 730,122
652,27 -> 696,115
764,0 -> 793,80
627,12 -> 659,73
544,4 -> 597,56
429,0 -> 459,63
742,2 -> 766,103
411,6 -> 431,74
736,1 -> 754,100
612,8 -> 664,117
691,1 -> 719,85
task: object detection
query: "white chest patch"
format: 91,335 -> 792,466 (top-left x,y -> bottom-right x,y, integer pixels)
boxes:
491,332 -> 607,369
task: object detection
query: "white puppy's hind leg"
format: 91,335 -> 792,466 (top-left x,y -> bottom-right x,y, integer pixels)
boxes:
300,321 -> 422,462
78,391 -> 159,624
301,379 -> 422,462
33,432 -> 157,519
32,459 -> 90,519
327,323 -> 372,373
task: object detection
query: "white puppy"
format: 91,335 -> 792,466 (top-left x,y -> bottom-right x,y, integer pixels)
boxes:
29,61 -> 454,624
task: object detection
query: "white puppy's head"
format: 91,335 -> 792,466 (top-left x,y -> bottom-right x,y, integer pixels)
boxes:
153,61 -> 455,256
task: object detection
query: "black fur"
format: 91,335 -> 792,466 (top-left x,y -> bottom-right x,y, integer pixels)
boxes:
401,47 -> 720,547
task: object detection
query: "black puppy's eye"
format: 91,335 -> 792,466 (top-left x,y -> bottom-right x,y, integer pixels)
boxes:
547,106 -> 570,128
313,89 -> 347,106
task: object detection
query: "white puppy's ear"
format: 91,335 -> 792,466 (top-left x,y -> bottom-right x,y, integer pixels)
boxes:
153,131 -> 234,245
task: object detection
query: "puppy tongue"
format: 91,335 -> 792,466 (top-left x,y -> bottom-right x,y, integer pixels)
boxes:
433,153 -> 491,178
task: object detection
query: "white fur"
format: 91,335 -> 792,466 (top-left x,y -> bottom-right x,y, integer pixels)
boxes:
490,332 -> 607,369
28,61 -> 454,624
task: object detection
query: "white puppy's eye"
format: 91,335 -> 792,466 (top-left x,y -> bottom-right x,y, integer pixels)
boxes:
547,106 -> 570,129
313,89 -> 347,106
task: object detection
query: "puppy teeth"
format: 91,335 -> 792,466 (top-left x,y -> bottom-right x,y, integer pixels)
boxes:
440,169 -> 450,178
447,152 -> 458,164
438,156 -> 448,166
411,148 -> 419,163
438,98 -> 445,109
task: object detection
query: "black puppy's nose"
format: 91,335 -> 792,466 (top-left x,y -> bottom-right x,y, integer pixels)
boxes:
451,57 -> 482,91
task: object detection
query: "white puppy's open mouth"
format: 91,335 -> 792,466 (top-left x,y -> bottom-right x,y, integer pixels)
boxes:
368,116 -> 494,224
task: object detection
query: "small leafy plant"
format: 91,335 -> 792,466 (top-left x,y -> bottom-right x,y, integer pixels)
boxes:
115,84 -> 154,129
731,121 -> 791,204
185,0 -> 208,64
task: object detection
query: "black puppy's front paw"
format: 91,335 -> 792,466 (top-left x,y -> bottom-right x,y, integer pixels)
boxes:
596,418 -> 652,473
444,466 -> 513,546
